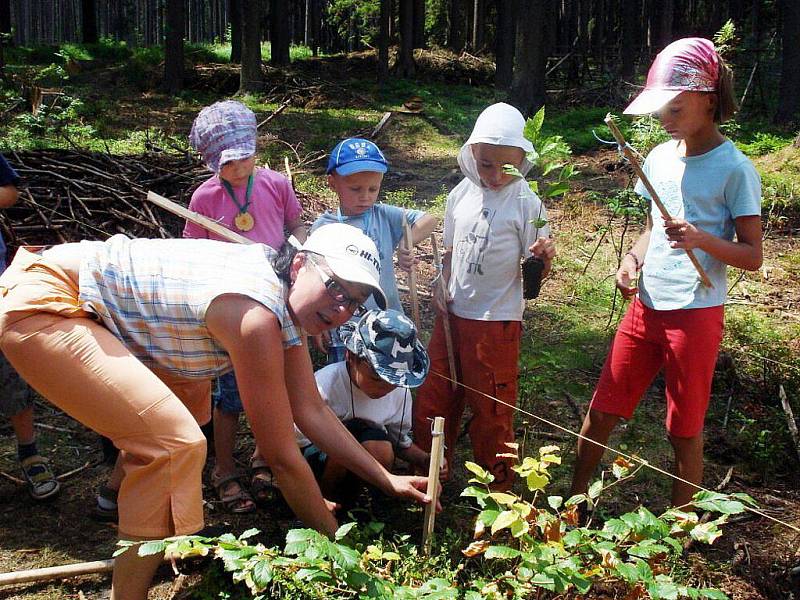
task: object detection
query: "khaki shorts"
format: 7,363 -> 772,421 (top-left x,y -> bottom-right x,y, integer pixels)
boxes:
0,248 -> 209,537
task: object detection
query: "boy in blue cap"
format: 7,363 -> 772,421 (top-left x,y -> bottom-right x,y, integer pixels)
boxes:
312,138 -> 437,359
296,309 -> 444,502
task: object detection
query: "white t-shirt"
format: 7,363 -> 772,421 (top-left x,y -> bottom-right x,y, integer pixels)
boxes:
635,139 -> 761,310
295,361 -> 413,450
444,145 -> 550,321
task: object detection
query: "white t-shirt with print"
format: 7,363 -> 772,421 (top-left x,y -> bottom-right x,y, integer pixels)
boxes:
444,146 -> 550,322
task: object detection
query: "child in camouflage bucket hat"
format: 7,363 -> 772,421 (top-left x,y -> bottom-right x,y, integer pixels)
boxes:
295,309 -> 446,504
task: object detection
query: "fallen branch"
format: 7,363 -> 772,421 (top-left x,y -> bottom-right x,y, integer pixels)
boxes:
779,385 -> 800,464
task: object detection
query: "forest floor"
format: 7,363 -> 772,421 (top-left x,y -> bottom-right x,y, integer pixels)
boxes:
0,49 -> 799,599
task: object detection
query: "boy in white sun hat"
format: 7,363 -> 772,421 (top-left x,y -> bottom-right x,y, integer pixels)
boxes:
414,102 -> 556,492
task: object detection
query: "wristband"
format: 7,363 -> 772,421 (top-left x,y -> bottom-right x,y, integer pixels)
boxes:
625,251 -> 641,271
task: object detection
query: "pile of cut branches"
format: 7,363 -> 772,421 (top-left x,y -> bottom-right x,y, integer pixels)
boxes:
0,149 -> 327,254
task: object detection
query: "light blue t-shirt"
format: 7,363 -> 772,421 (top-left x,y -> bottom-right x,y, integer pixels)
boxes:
311,203 -> 425,312
636,139 -> 761,310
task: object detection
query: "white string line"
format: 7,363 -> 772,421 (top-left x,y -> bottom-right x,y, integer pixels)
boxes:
430,369 -> 800,534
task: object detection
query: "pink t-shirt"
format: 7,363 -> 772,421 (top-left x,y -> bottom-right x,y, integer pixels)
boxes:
183,167 -> 302,249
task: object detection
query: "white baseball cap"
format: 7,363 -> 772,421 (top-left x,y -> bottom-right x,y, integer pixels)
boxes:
301,223 -> 387,309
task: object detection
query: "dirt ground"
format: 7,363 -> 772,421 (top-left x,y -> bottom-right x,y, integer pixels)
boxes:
1,102 -> 799,599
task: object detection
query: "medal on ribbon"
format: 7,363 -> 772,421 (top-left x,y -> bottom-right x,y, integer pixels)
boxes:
222,174 -> 255,232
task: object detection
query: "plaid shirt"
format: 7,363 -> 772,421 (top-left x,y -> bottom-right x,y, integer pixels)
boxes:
79,235 -> 300,379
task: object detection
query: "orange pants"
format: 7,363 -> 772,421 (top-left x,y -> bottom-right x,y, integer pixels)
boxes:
0,249 -> 209,537
413,315 -> 520,490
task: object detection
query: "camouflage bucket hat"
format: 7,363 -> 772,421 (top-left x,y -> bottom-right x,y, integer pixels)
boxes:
341,310 -> 430,389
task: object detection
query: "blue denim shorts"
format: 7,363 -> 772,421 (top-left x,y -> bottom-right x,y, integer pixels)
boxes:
212,371 -> 244,415
0,352 -> 32,418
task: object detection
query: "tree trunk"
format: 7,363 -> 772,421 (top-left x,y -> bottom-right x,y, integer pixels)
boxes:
658,0 -> 673,50
471,0 -> 484,51
398,0 -> 415,76
81,0 -> 98,43
495,0 -> 515,93
164,0 -> 185,95
776,0 -> 800,124
447,0 -> 464,51
0,0 -> 10,37
239,0 -> 264,92
412,0 -> 425,48
270,0 -> 290,65
621,0 -> 640,78
230,0 -> 243,63
510,0 -> 546,117
378,0 -> 390,82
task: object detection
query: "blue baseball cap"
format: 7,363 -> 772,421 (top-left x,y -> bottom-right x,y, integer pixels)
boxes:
327,138 -> 389,176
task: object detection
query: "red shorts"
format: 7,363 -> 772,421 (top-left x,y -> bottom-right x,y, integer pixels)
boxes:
590,298 -> 724,438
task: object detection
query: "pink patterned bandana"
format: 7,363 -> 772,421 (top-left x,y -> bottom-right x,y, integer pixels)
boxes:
189,100 -> 257,173
624,38 -> 720,115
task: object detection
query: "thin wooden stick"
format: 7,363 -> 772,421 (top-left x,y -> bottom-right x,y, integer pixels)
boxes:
779,385 -> 800,464
604,114 -> 714,288
0,559 -> 114,587
430,235 -> 458,392
402,212 -> 421,331
284,156 -> 294,188
370,111 -> 392,139
146,191 -> 254,245
422,416 -> 445,555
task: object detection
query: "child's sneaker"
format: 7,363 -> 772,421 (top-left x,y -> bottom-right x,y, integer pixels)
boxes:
92,484 -> 119,522
19,455 -> 60,501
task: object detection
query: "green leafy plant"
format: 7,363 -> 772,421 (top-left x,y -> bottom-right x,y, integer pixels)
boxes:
460,446 -> 753,599
120,445 -> 753,599
504,106 -> 576,203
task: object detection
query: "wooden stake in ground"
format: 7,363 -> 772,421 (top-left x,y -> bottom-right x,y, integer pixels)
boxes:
430,235 -> 457,392
402,211 -> 421,331
604,114 -> 714,288
422,416 -> 445,555
146,191 -> 254,245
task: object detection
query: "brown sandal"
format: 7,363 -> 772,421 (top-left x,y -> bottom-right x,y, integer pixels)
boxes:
250,458 -> 278,504
211,471 -> 256,514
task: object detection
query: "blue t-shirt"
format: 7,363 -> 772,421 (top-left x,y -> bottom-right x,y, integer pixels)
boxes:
0,154 -> 20,274
635,139 -> 761,310
311,203 -> 424,312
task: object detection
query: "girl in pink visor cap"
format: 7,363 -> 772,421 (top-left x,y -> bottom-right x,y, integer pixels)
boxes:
571,38 -> 763,509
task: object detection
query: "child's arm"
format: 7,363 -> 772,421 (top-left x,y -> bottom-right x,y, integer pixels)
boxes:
0,183 -> 19,209
432,248 -> 453,314
663,214 -> 762,271
397,443 -> 449,479
286,216 -> 307,243
397,213 -> 438,272
617,215 -> 653,299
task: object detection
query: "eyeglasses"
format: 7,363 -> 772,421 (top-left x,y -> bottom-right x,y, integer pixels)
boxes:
307,257 -> 367,317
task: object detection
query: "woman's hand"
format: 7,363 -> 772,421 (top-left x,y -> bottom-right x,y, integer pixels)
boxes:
386,474 -> 442,512
663,217 -> 708,250
616,254 -> 639,299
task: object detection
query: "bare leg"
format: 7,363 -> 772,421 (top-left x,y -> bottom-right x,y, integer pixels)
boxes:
570,409 -> 621,496
9,405 -> 35,445
668,433 -> 704,508
319,441 -> 394,500
111,533 -> 163,600
212,407 -> 239,477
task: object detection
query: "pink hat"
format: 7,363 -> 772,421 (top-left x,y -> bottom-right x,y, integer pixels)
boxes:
624,38 -> 719,115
